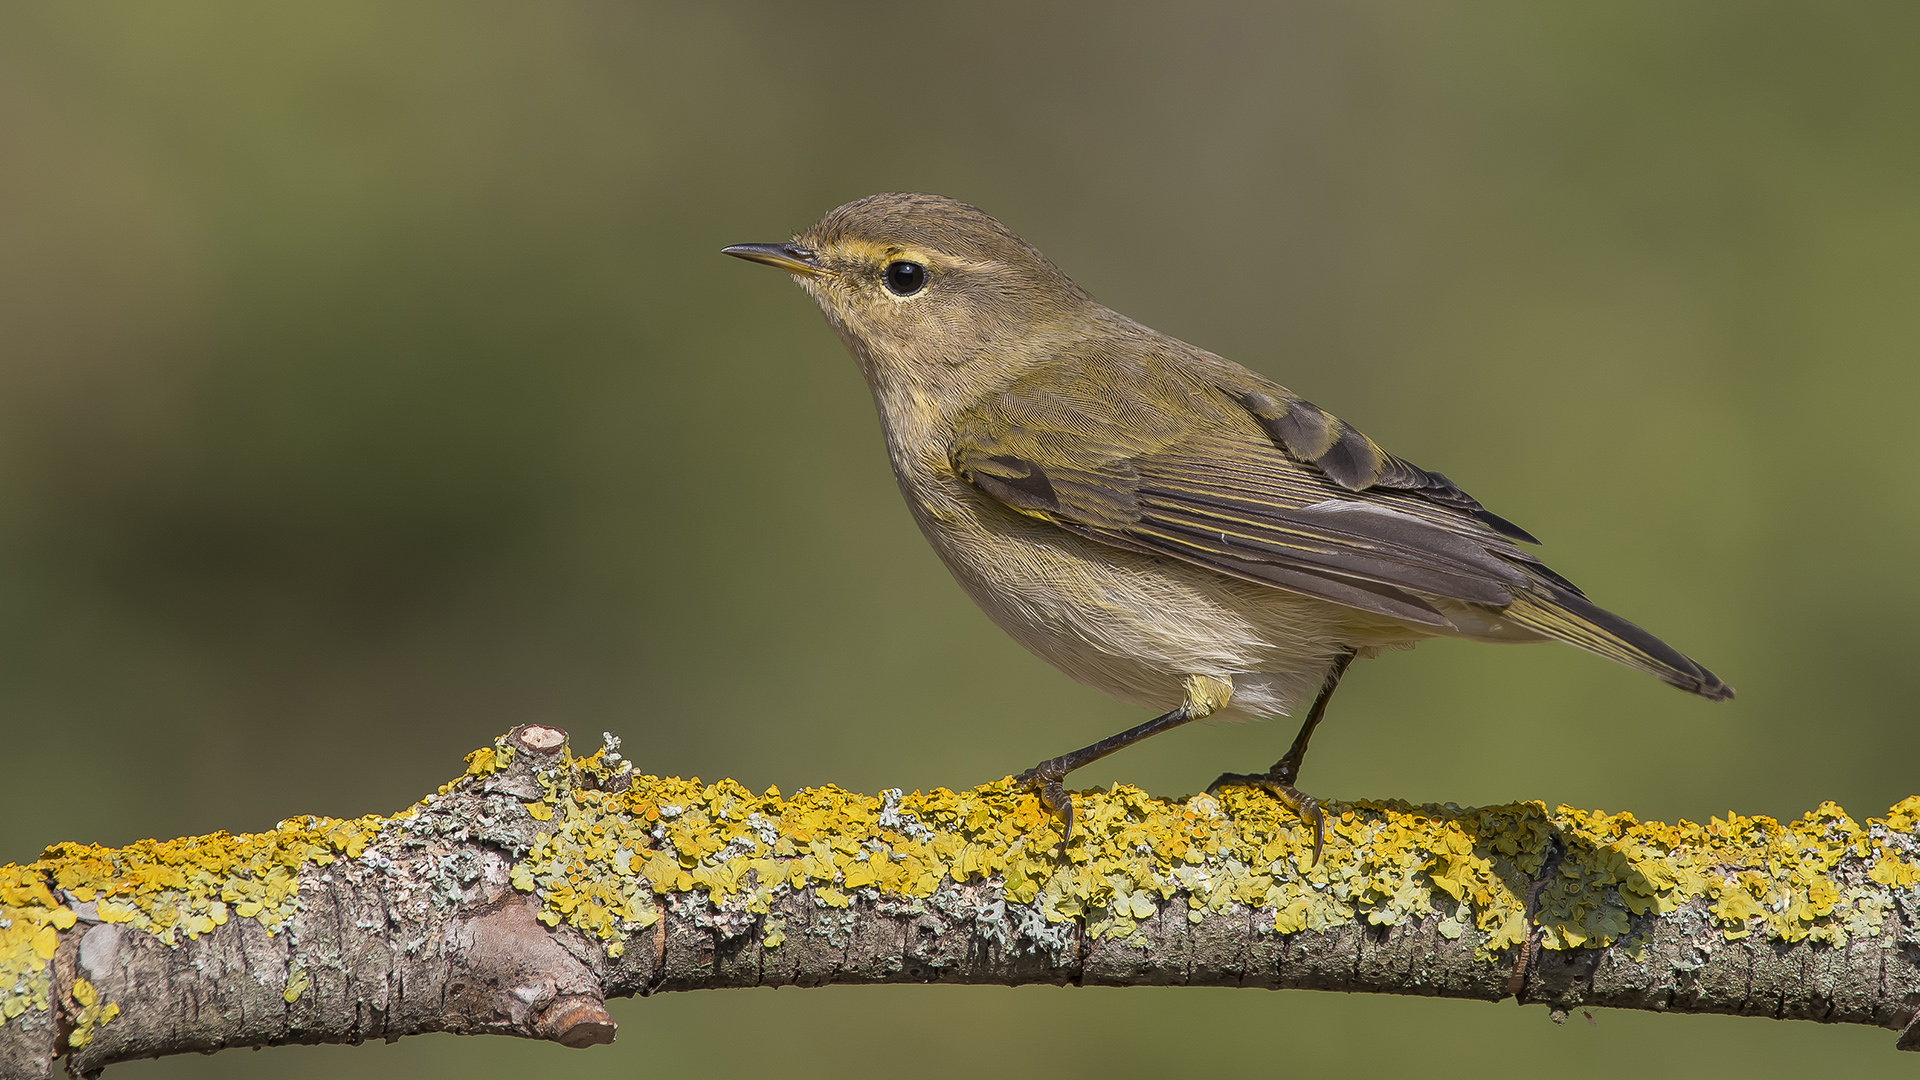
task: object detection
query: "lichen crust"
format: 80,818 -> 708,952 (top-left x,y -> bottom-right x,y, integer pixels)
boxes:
5,729 -> 1918,1039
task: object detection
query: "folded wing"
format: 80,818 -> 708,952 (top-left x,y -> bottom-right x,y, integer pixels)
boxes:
949,351 -> 1731,700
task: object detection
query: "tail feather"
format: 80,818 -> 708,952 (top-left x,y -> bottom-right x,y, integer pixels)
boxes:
1505,589 -> 1734,702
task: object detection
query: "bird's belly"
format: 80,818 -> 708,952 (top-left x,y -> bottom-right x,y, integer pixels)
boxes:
908,489 -> 1429,718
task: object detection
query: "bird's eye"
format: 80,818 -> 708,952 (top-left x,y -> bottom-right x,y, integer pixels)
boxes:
884,261 -> 927,296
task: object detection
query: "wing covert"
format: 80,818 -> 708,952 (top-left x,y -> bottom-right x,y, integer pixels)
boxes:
1222,386 -> 1540,544
951,402 -> 1545,629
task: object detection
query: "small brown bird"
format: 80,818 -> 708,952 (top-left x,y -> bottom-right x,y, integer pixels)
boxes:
725,193 -> 1731,860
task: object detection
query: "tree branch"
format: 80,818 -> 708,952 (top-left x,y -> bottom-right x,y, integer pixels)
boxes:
4,725 -> 1919,1077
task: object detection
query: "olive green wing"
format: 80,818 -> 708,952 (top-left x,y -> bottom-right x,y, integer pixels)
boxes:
1194,374 -> 1737,698
1212,382 -> 1541,544
948,368 -> 1539,629
950,358 -> 1732,700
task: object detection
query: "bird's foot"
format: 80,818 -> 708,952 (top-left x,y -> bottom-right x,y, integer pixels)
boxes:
1207,769 -> 1324,866
1012,761 -> 1074,839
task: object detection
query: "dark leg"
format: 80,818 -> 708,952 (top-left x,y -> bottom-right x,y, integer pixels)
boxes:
1209,649 -> 1358,865
1015,704 -> 1199,838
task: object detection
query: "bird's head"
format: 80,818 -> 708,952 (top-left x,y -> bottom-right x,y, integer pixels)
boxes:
724,193 -> 1093,389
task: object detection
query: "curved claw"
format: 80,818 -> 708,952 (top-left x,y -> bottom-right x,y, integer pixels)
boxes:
1013,766 -> 1075,839
1208,773 -> 1325,866
1291,790 -> 1325,866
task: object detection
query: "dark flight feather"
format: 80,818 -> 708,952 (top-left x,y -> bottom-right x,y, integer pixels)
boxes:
1225,388 -> 1541,544
947,345 -> 1728,701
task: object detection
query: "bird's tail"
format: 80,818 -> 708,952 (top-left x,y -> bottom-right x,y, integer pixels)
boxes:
1504,588 -> 1734,701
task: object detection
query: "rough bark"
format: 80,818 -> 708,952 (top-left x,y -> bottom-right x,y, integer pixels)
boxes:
3,725 -> 1919,1078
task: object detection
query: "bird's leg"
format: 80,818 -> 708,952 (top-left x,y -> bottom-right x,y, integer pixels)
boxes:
1209,649 -> 1358,865
1015,674 -> 1231,838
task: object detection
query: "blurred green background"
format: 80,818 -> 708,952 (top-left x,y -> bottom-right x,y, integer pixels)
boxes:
2,1 -> 1916,1075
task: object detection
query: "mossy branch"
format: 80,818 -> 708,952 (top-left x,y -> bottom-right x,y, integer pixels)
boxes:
4,726 -> 1920,1077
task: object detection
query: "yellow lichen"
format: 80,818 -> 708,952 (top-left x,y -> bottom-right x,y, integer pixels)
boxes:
1545,800 -> 1912,947
496,757 -> 1920,961
1,788 -> 393,1024
64,978 -> 120,1050
465,744 -> 513,778
283,965 -> 310,1004
4,731 -> 1918,1037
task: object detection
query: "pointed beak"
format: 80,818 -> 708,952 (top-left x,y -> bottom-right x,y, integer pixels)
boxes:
721,242 -> 829,277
